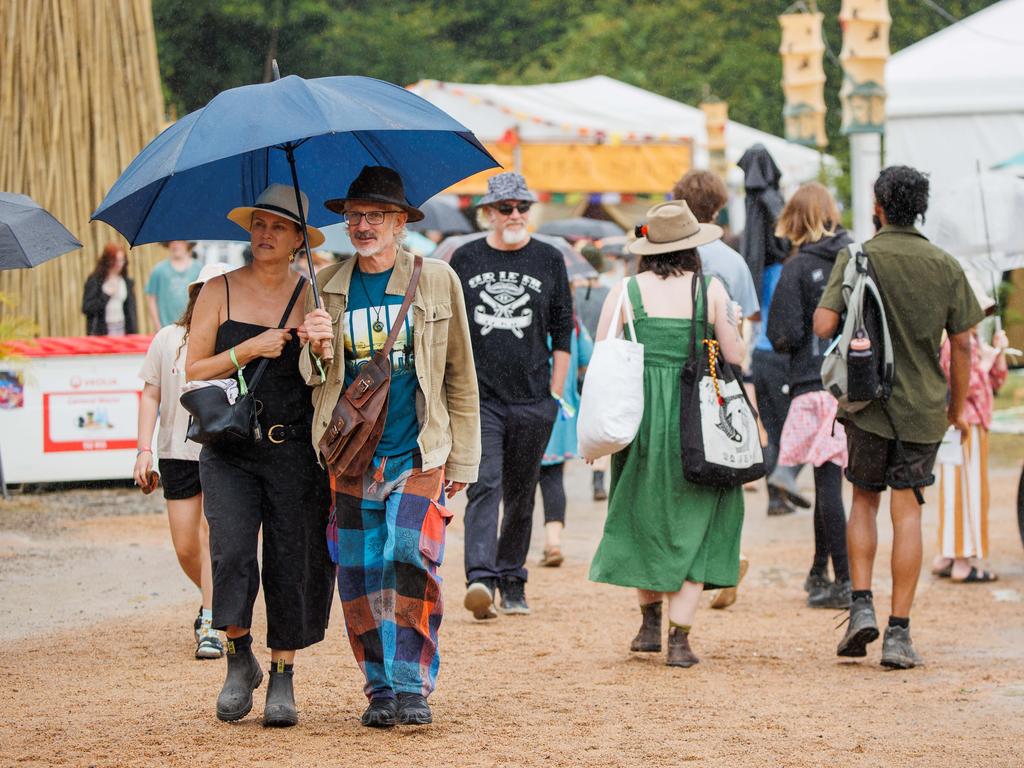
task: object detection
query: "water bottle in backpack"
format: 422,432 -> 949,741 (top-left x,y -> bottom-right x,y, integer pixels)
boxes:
846,332 -> 878,402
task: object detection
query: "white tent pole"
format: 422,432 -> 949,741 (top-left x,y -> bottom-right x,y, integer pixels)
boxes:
850,133 -> 881,241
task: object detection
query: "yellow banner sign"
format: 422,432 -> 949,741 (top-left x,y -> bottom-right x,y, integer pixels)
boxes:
447,142 -> 693,195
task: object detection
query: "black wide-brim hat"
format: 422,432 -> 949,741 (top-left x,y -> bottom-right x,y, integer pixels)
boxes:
324,166 -> 424,222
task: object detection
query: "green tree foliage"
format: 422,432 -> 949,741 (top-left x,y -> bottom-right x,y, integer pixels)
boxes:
153,0 -> 999,160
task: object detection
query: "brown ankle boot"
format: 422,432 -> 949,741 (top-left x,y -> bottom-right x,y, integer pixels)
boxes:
666,626 -> 699,668
629,601 -> 662,652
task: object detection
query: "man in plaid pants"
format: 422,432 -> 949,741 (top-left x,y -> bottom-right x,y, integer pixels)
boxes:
301,167 -> 480,727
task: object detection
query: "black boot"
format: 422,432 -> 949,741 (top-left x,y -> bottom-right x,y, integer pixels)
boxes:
666,625 -> 700,668
767,485 -> 795,516
263,662 -> 298,727
629,601 -> 662,652
592,471 -> 608,501
216,634 -> 263,722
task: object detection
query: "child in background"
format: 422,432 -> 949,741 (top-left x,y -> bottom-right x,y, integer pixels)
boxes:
538,318 -> 593,566
134,263 -> 233,658
933,279 -> 1008,583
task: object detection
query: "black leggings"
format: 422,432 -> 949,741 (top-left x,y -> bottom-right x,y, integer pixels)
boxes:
539,462 -> 566,526
811,462 -> 849,583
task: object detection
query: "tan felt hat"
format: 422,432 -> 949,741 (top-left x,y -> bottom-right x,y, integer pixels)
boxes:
628,200 -> 723,256
227,184 -> 325,248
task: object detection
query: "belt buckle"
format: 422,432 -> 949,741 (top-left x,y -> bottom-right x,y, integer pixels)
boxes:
267,424 -> 286,444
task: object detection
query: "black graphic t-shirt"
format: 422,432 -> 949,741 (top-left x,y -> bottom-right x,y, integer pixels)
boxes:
450,236 -> 573,404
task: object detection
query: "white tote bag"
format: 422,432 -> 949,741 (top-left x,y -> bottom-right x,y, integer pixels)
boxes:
577,278 -> 645,461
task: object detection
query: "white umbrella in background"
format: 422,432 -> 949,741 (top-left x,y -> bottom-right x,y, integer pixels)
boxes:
922,168 -> 1024,274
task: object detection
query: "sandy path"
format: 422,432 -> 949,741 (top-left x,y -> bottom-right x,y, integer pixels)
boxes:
1,462 -> 1022,767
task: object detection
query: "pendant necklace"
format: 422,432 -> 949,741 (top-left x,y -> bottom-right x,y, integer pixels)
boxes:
355,268 -> 386,333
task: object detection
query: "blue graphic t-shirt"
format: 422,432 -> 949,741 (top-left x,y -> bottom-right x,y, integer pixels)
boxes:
343,267 -> 419,456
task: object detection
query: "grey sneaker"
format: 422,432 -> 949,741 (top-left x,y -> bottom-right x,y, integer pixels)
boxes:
463,581 -> 498,620
881,625 -> 924,669
836,596 -> 879,657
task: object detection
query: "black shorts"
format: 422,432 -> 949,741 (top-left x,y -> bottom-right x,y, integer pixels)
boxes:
159,458 -> 202,500
844,421 -> 940,493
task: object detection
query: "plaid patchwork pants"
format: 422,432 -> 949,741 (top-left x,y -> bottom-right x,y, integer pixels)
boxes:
329,451 -> 451,699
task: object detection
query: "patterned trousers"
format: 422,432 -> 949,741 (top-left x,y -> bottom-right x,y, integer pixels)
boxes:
329,451 -> 451,699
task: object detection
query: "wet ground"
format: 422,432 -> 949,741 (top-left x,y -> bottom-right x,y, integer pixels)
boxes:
0,461 -> 1022,767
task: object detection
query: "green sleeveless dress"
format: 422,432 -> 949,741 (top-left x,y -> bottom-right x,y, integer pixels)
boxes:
589,276 -> 744,592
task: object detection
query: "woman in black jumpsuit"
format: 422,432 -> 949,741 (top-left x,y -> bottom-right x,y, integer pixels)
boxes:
186,185 -> 333,727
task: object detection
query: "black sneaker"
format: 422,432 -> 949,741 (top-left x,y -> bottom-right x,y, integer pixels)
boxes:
767,486 -> 795,516
880,625 -> 924,669
803,571 -> 830,594
396,692 -> 432,725
361,695 -> 398,728
810,579 -> 851,610
498,577 -> 531,615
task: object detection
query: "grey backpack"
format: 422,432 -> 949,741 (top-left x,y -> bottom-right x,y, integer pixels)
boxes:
820,243 -> 895,412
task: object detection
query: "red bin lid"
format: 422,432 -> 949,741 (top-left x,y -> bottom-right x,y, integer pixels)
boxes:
3,334 -> 155,357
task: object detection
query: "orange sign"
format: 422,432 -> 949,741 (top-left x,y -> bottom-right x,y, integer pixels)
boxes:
446,142 -> 693,195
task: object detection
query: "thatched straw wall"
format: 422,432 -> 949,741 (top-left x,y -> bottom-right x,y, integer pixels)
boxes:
0,0 -> 165,337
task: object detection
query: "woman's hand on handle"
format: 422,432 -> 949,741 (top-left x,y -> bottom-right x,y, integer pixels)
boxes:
243,329 -> 292,360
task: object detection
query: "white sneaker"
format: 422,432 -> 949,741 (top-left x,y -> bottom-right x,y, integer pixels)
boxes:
464,581 -> 498,620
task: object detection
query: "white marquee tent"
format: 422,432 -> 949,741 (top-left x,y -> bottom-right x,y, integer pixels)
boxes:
886,0 -> 1024,192
408,76 -> 835,188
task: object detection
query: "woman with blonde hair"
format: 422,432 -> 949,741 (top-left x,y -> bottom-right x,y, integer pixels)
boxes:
186,184 -> 333,727
767,182 -> 853,609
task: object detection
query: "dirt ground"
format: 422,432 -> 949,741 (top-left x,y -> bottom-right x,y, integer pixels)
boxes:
1,460 -> 1022,768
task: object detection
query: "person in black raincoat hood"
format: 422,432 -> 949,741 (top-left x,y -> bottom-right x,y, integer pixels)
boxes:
738,144 -> 789,292
738,144 -> 810,516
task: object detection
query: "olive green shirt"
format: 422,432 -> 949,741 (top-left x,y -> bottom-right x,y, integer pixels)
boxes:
818,225 -> 983,443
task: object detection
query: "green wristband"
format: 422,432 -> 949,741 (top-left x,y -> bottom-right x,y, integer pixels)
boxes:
229,346 -> 248,396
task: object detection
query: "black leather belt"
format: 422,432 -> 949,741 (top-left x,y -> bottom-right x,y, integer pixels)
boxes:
264,423 -> 311,445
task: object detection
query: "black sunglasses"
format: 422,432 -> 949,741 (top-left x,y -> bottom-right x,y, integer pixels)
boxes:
494,202 -> 532,216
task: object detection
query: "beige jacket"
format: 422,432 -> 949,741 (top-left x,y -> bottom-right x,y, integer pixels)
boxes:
299,248 -> 481,483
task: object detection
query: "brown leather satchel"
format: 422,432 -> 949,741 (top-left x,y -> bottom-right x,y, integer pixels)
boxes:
318,255 -> 422,478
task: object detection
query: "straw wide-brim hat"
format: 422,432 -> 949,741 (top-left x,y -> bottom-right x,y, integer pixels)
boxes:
227,184 -> 325,248
628,201 -> 723,256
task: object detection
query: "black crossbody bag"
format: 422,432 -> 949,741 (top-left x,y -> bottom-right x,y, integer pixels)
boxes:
180,277 -> 305,448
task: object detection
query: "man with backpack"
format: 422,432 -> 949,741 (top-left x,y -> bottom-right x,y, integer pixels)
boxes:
813,166 -> 983,669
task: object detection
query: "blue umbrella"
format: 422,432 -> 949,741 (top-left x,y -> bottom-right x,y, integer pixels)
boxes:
91,70 -> 498,314
0,193 -> 82,270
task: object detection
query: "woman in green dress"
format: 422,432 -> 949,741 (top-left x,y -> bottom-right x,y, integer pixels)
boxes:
589,201 -> 746,667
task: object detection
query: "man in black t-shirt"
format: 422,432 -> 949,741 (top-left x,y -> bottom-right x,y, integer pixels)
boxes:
450,172 -> 573,619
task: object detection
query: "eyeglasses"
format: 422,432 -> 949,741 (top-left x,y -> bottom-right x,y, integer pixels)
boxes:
494,202 -> 532,216
342,210 -> 395,226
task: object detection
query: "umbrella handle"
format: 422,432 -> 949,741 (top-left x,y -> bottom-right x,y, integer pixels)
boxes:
283,143 -> 333,364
